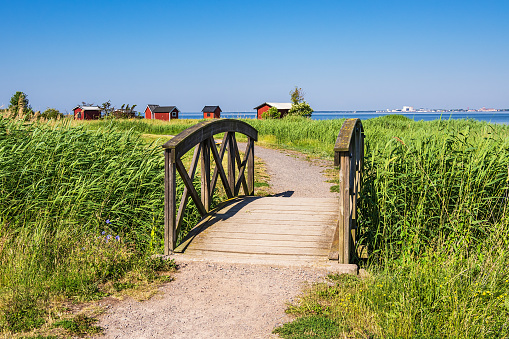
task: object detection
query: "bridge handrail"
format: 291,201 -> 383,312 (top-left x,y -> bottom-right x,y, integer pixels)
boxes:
330,118 -> 364,263
163,119 -> 258,255
162,119 -> 258,158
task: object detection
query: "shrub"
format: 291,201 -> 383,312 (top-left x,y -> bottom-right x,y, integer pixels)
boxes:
261,107 -> 280,119
288,102 -> 313,118
40,108 -> 64,120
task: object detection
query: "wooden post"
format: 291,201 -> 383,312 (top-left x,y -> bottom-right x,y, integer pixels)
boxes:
227,132 -> 236,195
339,151 -> 351,264
164,149 -> 177,255
349,142 -> 356,259
332,119 -> 364,262
201,140 -> 211,212
247,137 -> 254,195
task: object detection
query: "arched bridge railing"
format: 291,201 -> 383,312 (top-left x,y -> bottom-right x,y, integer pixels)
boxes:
162,119 -> 258,255
330,118 -> 364,263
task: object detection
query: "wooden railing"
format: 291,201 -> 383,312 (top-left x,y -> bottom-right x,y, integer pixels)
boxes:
162,119 -> 258,255
329,118 -> 364,263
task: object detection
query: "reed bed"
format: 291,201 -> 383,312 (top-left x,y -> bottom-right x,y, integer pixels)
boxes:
0,118 -> 203,336
263,115 -> 509,338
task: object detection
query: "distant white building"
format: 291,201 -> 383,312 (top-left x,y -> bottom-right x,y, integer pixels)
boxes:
402,106 -> 415,112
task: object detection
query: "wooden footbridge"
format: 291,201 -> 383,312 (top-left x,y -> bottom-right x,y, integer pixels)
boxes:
162,119 -> 364,266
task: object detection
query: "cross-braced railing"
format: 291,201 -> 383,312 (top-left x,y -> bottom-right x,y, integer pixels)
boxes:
162,119 -> 258,255
329,118 -> 364,263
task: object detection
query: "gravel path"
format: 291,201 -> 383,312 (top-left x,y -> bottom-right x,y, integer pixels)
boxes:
95,145 -> 341,339
251,145 -> 337,198
97,262 -> 331,339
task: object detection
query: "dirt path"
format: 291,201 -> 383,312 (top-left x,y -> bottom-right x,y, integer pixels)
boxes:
95,145 -> 342,339
252,145 -> 337,198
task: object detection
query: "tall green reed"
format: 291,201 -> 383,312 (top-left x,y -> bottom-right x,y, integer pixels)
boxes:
359,117 -> 509,262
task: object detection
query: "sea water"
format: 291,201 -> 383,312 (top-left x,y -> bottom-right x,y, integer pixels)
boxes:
179,111 -> 509,124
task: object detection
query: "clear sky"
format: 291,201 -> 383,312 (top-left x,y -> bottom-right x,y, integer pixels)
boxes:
1,0 -> 508,113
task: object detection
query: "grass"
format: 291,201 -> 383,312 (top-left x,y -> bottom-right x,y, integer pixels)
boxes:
52,314 -> 101,336
0,117 -> 192,337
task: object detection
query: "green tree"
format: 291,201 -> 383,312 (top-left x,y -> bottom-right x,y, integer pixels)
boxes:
40,108 -> 64,120
288,102 -> 313,117
261,106 -> 281,119
288,86 -> 313,117
100,100 -> 114,118
289,86 -> 305,105
8,92 -> 33,118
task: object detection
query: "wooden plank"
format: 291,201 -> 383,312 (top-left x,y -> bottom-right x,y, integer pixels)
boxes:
225,204 -> 338,210
234,197 -> 337,203
198,226 -> 336,236
183,250 -> 327,262
199,227 -> 335,237
189,241 -> 329,258
191,238 -> 332,250
201,223 -> 335,232
201,214 -> 337,222
198,232 -> 332,242
188,242 -> 330,256
221,203 -> 338,210
220,209 -> 338,216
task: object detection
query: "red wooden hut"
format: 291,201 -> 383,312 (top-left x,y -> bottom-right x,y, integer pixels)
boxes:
202,106 -> 221,119
73,106 -> 102,120
144,105 -> 180,121
254,102 -> 292,119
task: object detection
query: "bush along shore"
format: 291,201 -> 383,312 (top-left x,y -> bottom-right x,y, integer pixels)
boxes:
2,115 -> 509,337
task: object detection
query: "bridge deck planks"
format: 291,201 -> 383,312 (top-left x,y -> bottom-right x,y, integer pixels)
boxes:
175,196 -> 339,262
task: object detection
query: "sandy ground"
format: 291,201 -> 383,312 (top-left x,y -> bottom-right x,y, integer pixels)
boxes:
95,145 -> 342,339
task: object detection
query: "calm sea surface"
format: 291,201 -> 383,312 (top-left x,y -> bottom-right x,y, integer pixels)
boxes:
180,111 -> 509,124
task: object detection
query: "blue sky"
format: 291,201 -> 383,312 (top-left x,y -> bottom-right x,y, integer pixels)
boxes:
1,0 -> 508,113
